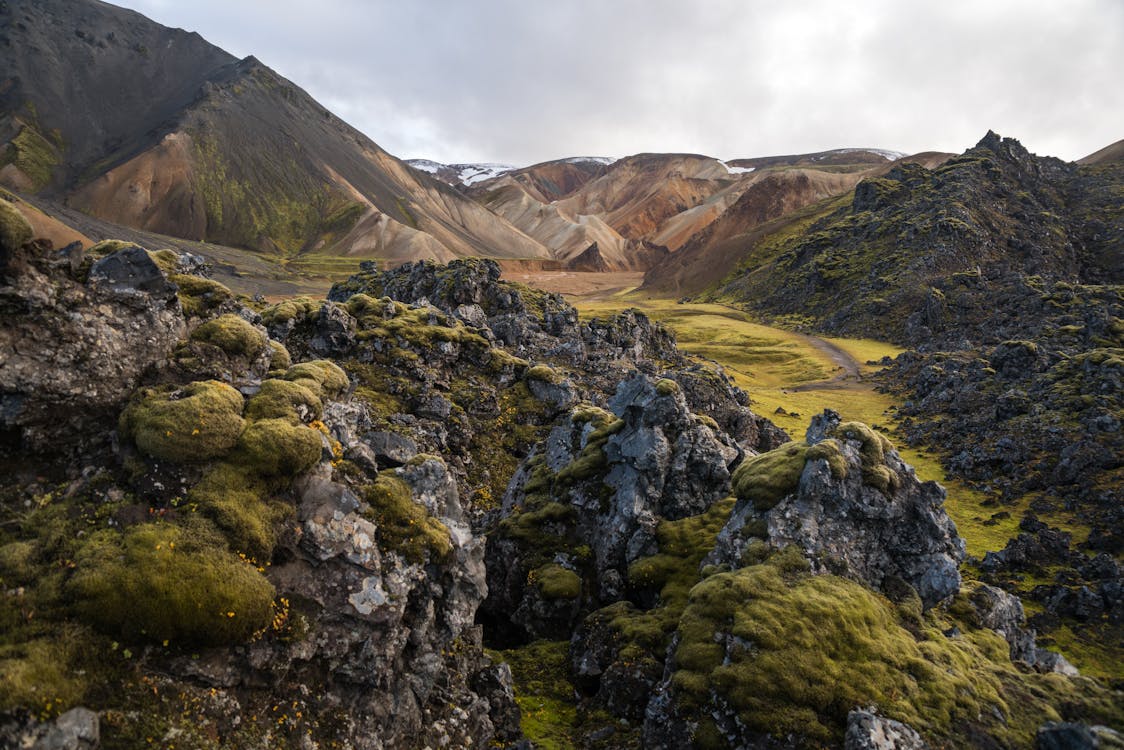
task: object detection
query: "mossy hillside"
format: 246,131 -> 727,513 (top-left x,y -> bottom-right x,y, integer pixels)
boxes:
187,464 -> 287,563
118,381 -> 245,463
670,559 -> 1124,748
190,313 -> 268,357
1,122 -> 61,190
68,523 -> 274,647
0,197 -> 34,251
362,474 -> 451,563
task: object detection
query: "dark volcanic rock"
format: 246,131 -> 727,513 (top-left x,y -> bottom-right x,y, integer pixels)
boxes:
845,708 -> 929,750
712,409 -> 965,608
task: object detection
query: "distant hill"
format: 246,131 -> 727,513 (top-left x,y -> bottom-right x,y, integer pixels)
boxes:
0,0 -> 550,262
711,132 -> 1123,346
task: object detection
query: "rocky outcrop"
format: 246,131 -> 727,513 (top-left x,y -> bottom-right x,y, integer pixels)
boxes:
0,237 -> 184,452
483,374 -> 742,641
845,708 -> 929,750
712,409 -> 965,608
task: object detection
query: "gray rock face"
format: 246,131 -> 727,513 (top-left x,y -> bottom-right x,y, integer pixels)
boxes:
0,246 -> 184,451
967,583 -> 1038,662
309,301 -> 357,356
363,430 -> 419,467
484,374 -> 740,639
1036,722 -> 1124,750
0,707 -> 100,750
713,409 -> 965,609
845,708 -> 929,750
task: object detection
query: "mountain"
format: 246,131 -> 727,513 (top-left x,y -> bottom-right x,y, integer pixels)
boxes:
712,132 -> 1122,344
406,160 -> 518,187
0,0 -> 550,262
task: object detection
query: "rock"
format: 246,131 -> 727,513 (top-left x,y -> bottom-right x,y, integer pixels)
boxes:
0,707 -> 100,750
88,245 -> 177,298
363,430 -> 419,467
0,242 -> 185,452
1034,722 -> 1124,750
469,663 -> 522,743
309,301 -> 357,356
966,584 -> 1037,663
845,707 -> 929,750
712,409 -> 965,609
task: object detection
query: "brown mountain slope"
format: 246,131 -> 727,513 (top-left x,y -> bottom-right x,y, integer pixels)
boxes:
641,169 -> 861,295
490,158 -> 609,202
555,153 -> 750,242
2,0 -> 549,262
1078,138 -> 1124,166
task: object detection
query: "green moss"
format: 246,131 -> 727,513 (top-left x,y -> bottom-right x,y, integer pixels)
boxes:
731,442 -> 809,511
350,300 -> 491,350
669,558 -> 1122,747
237,418 -> 323,477
831,421 -> 899,493
245,379 -> 322,422
555,417 -> 624,487
188,464 -> 284,561
0,625 -> 102,715
362,475 -> 451,563
655,378 -> 680,396
190,314 -> 267,357
68,524 -> 274,647
119,381 -> 245,463
492,640 -> 577,750
268,340 -> 292,372
169,274 -> 234,318
0,198 -> 33,251
261,297 -> 319,327
145,249 -> 180,275
282,360 -> 349,399
526,365 -> 563,385
2,123 -> 59,190
532,563 -> 581,600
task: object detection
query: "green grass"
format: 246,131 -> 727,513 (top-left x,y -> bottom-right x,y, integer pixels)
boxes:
490,640 -> 577,749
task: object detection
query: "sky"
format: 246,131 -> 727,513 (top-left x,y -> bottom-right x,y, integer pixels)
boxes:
113,0 -> 1123,166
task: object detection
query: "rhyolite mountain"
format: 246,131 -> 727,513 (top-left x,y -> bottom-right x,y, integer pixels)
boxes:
0,0 -> 551,262
1,199 -> 1120,747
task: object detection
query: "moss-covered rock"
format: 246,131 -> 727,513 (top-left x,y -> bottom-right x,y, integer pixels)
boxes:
68,524 -> 274,647
268,340 -> 292,372
830,421 -> 899,493
237,418 -> 323,477
363,475 -> 451,563
532,563 -> 581,600
169,274 -> 235,319
244,378 -> 322,422
525,365 -> 562,385
190,314 -> 267,357
188,464 -> 285,561
0,198 -> 33,252
731,438 -> 849,511
119,381 -> 245,462
282,360 -> 349,399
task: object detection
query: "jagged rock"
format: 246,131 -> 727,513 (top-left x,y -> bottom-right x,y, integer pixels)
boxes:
363,431 -> 419,467
484,374 -> 740,640
0,246 -> 185,452
1036,722 -> 1124,750
967,583 -> 1037,662
88,245 -> 178,298
845,708 -> 929,750
309,301 -> 358,357
0,707 -> 100,750
712,409 -> 965,608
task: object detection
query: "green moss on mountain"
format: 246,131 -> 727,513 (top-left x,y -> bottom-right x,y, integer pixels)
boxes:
362,475 -> 451,563
0,198 -> 33,252
1,123 -> 61,190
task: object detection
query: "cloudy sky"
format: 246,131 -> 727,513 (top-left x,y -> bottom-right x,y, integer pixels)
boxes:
114,0 -> 1122,166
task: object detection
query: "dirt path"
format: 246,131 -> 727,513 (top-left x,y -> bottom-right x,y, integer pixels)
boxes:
788,332 -> 864,390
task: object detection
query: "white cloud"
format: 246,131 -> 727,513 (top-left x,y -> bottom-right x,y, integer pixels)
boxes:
114,0 -> 1124,164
